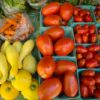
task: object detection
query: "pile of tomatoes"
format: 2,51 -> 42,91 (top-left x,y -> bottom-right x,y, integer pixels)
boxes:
74,7 -> 93,22
76,45 -> 100,68
74,24 -> 97,43
36,26 -> 74,56
80,70 -> 100,98
37,56 -> 78,100
42,2 -> 74,26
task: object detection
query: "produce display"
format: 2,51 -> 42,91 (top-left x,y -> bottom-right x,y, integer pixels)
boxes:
79,70 -> 100,98
74,24 -> 97,43
0,0 -> 99,100
73,7 -> 93,22
94,5 -> 100,22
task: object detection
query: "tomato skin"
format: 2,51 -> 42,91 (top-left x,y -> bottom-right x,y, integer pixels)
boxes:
81,70 -> 95,77
86,59 -> 99,68
77,28 -> 88,35
75,34 -> 82,43
36,35 -> 53,56
43,15 -> 61,26
88,45 -> 100,52
90,34 -> 97,43
80,84 -> 89,98
76,46 -> 88,53
83,24 -> 89,29
55,60 -> 76,75
77,53 -> 83,60
74,24 -> 81,32
60,3 -> 73,21
94,54 -> 100,61
94,73 -> 100,85
89,25 -> 96,34
44,27 -> 64,42
85,52 -> 94,60
94,89 -> 100,98
63,72 -> 78,97
74,15 -> 83,22
88,85 -> 96,96
42,2 -> 60,16
37,56 -> 55,79
38,78 -> 62,100
84,15 -> 93,22
54,37 -> 74,56
74,7 -> 79,16
78,59 -> 86,68
81,77 -> 95,86
82,34 -> 88,43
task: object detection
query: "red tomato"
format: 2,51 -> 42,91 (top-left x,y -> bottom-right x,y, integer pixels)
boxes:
36,35 -> 53,56
43,15 -> 61,26
80,84 -> 89,98
88,85 -> 96,96
79,10 -> 86,17
77,53 -> 83,60
94,89 -> 100,98
37,56 -> 55,79
76,46 -> 88,53
83,24 -> 89,29
78,59 -> 86,68
63,72 -> 78,97
42,2 -> 60,16
90,33 -> 97,43
44,27 -> 64,42
84,9 -> 91,15
88,45 -> 100,52
60,3 -> 74,21
81,77 -> 95,86
94,54 -> 100,61
55,60 -> 76,75
86,59 -> 99,68
84,15 -> 93,22
54,37 -> 74,56
73,7 -> 79,16
82,34 -> 88,43
74,15 -> 83,22
38,78 -> 62,100
81,70 -> 95,77
85,52 -> 94,60
94,73 -> 100,85
77,28 -> 88,35
74,24 -> 81,32
75,34 -> 82,43
89,25 -> 96,34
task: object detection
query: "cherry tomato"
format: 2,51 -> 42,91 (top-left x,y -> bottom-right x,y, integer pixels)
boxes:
88,45 -> 100,52
79,10 -> 86,17
60,3 -> 73,21
81,77 -> 95,86
94,73 -> 100,85
90,33 -> 97,43
44,27 -> 64,42
94,89 -> 100,98
86,59 -> 99,68
55,60 -> 76,75
38,78 -> 62,100
42,2 -> 60,16
85,52 -> 94,60
37,56 -> 55,79
78,59 -> 86,68
84,15 -> 93,22
63,72 -> 78,97
36,35 -> 53,56
54,37 -> 74,56
81,70 -> 95,77
74,15 -> 83,22
94,54 -> 100,61
82,34 -> 88,43
75,34 -> 82,43
76,46 -> 88,53
74,24 -> 81,32
73,7 -> 79,16
89,25 -> 96,34
88,85 -> 96,96
80,84 -> 89,98
83,24 -> 89,29
84,9 -> 91,15
77,28 -> 88,35
43,15 -> 61,26
77,53 -> 83,60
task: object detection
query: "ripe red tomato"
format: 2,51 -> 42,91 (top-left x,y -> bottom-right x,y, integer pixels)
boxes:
88,85 -> 96,96
74,15 -> 83,22
73,7 -> 79,16
42,2 -> 60,16
94,89 -> 100,98
74,24 -> 81,32
75,34 -> 82,43
77,28 -> 88,35
85,52 -> 94,60
88,45 -> 100,52
37,56 -> 55,79
86,59 -> 99,68
54,37 -> 74,56
81,70 -> 95,77
77,53 -> 83,60
94,73 -> 100,85
38,78 -> 62,100
82,34 -> 88,43
94,54 -> 100,61
81,77 -> 95,86
55,60 -> 76,75
89,25 -> 96,34
78,59 -> 86,68
63,72 -> 78,97
60,3 -> 73,21
43,15 -> 61,26
83,24 -> 89,29
36,35 -> 53,56
84,15 -> 93,22
44,27 -> 64,42
80,84 -> 89,98
76,46 -> 88,53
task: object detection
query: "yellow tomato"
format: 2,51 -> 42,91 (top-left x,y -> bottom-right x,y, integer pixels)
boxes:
0,81 -> 19,100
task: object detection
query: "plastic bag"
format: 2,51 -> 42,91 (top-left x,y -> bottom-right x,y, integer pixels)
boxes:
0,13 -> 34,42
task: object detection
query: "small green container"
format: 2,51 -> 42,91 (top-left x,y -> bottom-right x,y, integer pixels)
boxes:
69,5 -> 95,25
39,26 -> 76,59
78,69 -> 100,100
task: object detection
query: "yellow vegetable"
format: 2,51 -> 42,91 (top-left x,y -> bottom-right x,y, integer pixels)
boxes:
1,40 -> 10,53
13,41 -> 22,53
0,52 -> 8,84
0,81 -> 19,100
19,40 -> 35,69
11,70 -> 32,91
23,54 -> 37,74
21,79 -> 38,100
5,45 -> 19,79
